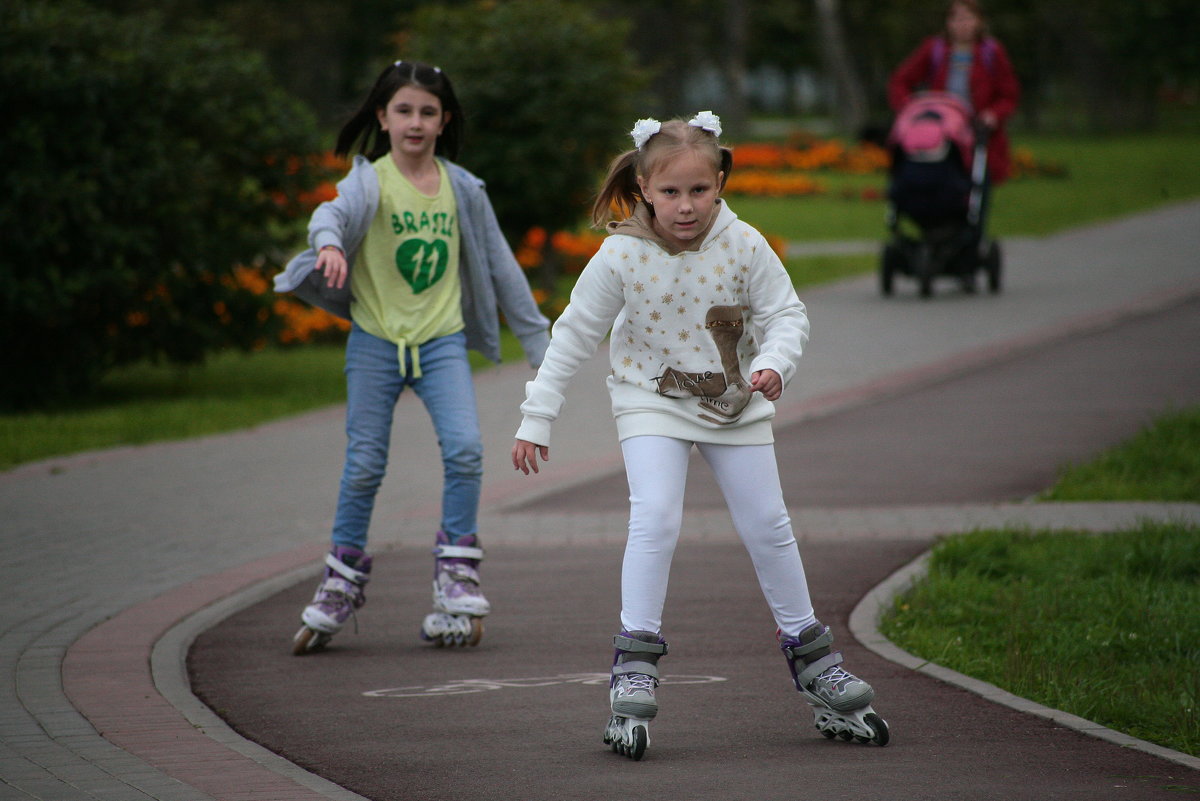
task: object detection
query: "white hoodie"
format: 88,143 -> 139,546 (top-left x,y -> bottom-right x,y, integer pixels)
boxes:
516,200 -> 809,447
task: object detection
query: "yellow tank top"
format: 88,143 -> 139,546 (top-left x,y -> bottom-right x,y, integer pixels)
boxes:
351,156 -> 462,376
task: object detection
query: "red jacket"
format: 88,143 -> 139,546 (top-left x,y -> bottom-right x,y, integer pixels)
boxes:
888,35 -> 1020,183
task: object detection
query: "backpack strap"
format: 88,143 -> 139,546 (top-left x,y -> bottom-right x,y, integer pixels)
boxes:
930,35 -> 998,82
928,37 -> 947,85
980,36 -> 997,73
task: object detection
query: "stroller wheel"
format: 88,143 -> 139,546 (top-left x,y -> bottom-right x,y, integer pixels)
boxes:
880,244 -> 901,297
984,241 -> 1002,293
915,246 -> 934,299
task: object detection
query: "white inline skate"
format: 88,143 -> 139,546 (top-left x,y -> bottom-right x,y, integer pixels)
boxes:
292,546 -> 372,655
779,622 -> 889,746
419,532 -> 488,647
603,630 -> 668,761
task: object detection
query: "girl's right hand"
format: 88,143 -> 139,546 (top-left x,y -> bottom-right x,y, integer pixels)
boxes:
316,245 -> 347,289
512,439 -> 550,475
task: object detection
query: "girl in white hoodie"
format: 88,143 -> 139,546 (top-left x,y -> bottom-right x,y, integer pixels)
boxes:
511,114 -> 887,759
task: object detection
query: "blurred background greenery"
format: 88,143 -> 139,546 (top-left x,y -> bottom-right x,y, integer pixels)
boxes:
1,0 -> 1197,414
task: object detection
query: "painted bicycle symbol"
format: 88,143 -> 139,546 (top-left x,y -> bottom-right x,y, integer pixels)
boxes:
364,672 -> 726,699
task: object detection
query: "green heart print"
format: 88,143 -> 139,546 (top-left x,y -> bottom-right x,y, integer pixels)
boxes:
395,239 -> 449,294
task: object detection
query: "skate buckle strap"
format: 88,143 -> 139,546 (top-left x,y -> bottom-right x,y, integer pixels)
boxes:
612,635 -> 668,656
781,625 -> 833,660
613,661 -> 660,680
324,553 -> 370,585
432,544 -> 485,561
797,651 -> 844,688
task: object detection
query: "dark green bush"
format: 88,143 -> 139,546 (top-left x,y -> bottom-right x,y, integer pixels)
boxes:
0,1 -> 320,409
404,0 -> 646,244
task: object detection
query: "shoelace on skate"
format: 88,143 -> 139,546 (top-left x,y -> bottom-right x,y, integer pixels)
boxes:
440,564 -> 481,590
814,665 -> 858,693
317,588 -> 361,633
620,673 -> 658,693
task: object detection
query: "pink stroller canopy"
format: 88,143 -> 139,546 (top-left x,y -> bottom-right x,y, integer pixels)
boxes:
889,92 -> 975,166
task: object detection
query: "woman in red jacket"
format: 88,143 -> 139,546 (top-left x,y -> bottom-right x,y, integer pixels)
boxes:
888,0 -> 1020,183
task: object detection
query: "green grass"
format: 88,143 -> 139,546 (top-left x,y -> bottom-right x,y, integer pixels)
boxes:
0,347 -> 347,471
881,406 -> 1200,758
1039,406 -> 1200,501
731,133 -> 1200,241
784,253 -> 878,288
5,134 -> 1199,471
882,522 -> 1200,758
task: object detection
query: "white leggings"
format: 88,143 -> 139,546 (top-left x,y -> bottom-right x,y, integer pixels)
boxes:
619,435 -> 817,638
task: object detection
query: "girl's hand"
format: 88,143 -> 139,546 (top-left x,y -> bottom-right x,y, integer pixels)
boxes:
978,109 -> 998,130
512,439 -> 549,475
316,245 -> 347,289
750,369 -> 782,401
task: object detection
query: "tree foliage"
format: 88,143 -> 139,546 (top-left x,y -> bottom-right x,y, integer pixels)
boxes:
82,0 -> 421,131
401,0 -> 646,246
0,1 -> 321,409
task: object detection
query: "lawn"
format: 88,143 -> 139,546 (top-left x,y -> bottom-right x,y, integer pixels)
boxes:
881,405 -> 1200,758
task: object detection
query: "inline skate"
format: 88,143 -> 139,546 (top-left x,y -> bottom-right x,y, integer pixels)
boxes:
603,630 -> 668,761
292,545 -> 372,655
419,532 -> 488,647
779,621 -> 889,745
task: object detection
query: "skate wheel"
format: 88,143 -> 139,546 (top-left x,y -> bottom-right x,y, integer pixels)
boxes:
629,725 -> 647,761
838,730 -> 854,742
864,712 -> 890,747
466,617 -> 484,647
292,626 -> 322,656
819,727 -> 837,739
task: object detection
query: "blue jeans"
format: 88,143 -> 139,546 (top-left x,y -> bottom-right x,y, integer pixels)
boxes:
332,325 -> 482,550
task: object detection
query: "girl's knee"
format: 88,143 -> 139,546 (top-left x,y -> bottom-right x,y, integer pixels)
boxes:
628,504 -> 684,547
735,510 -> 794,546
442,437 -> 484,476
342,448 -> 388,491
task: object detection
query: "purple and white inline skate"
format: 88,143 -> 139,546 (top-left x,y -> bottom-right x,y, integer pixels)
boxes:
603,630 -> 668,761
292,545 -> 372,655
779,621 -> 889,745
419,532 -> 489,647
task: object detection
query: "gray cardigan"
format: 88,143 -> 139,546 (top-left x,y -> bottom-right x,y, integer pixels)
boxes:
274,156 -> 550,367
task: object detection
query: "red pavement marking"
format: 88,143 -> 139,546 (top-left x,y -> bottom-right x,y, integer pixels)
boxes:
63,542 -> 331,801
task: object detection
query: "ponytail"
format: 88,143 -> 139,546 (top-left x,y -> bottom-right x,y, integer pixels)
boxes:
591,150 -> 641,228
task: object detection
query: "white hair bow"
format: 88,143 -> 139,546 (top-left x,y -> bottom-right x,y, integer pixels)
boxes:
688,111 -> 722,137
630,118 -> 661,149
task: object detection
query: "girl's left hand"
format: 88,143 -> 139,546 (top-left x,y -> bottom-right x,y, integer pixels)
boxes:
750,369 -> 782,401
512,439 -> 550,475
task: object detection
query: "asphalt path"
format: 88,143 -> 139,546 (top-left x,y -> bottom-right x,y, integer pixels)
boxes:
188,295 -> 1200,801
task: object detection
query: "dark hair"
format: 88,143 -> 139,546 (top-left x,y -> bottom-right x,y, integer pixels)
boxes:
334,60 -> 465,161
591,118 -> 733,227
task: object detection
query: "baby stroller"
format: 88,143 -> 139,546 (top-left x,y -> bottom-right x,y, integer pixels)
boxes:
880,91 -> 1001,298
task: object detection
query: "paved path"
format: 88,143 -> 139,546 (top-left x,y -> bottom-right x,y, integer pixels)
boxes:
2,199 -> 1199,800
